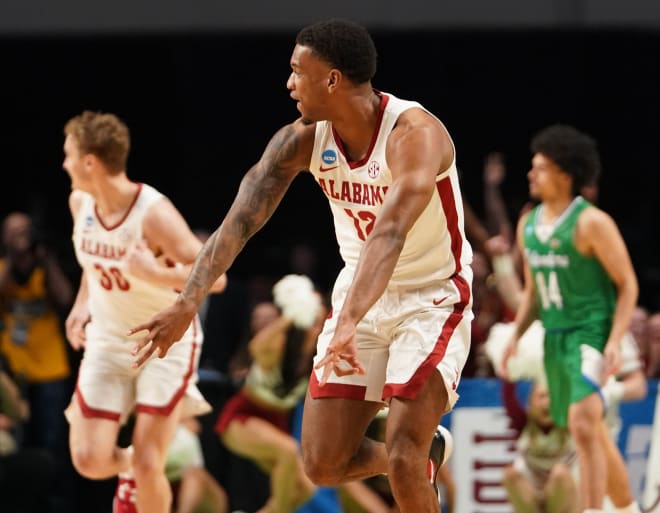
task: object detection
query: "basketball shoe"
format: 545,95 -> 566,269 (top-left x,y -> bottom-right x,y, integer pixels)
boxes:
112,472 -> 137,513
427,425 -> 454,504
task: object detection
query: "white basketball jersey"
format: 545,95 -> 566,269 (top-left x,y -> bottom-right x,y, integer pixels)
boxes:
72,183 -> 182,337
309,92 -> 472,285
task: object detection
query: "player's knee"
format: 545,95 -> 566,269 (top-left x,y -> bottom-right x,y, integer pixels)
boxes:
386,442 -> 420,485
569,395 -> 603,442
302,451 -> 343,486
568,412 -> 596,445
70,446 -> 109,479
132,446 -> 162,479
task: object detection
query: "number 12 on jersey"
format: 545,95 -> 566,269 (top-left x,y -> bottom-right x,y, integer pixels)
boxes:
535,270 -> 563,310
344,208 -> 376,241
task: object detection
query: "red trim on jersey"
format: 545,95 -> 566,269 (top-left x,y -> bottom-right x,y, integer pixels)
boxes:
135,319 -> 199,416
436,177 -> 463,274
75,386 -> 121,421
94,182 -> 143,231
332,91 -> 390,170
382,273 -> 470,400
309,369 -> 368,400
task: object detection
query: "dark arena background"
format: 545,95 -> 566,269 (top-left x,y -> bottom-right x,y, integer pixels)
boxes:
1,2 -> 660,513
4,27 -> 660,303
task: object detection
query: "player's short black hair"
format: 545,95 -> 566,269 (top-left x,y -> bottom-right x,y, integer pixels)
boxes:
531,124 -> 601,195
296,19 -> 377,84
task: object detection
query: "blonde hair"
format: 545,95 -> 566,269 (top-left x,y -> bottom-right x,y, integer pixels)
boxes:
64,111 -> 130,173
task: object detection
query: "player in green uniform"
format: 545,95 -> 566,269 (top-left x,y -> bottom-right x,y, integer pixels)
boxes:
501,125 -> 641,513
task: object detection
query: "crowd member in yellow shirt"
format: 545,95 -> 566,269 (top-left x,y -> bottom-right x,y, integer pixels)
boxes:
0,211 -> 74,510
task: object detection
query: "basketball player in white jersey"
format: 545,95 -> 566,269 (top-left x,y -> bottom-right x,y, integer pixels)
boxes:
130,20 -> 471,513
61,111 -> 226,513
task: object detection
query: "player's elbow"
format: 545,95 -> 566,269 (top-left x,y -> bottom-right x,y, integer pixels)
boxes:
617,273 -> 639,305
627,277 -> 639,304
611,281 -> 638,320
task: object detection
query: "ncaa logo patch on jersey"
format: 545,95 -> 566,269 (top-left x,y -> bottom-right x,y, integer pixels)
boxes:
550,238 -> 561,249
367,160 -> 380,179
320,149 -> 339,173
83,215 -> 94,234
321,149 -> 337,165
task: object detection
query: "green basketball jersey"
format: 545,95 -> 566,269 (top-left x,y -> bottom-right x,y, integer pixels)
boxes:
523,196 -> 616,330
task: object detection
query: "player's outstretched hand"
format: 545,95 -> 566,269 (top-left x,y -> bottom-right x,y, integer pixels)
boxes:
314,322 -> 365,386
128,298 -> 197,368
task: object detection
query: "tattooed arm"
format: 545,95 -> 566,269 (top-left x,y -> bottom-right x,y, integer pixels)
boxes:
129,119 -> 315,365
182,120 -> 312,305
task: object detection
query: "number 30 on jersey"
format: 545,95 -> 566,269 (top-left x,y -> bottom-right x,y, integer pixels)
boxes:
93,263 -> 131,291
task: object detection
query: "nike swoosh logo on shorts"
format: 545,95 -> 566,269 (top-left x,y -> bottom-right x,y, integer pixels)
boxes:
433,295 -> 449,306
319,165 -> 338,172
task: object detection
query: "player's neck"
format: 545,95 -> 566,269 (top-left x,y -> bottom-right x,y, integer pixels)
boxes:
93,174 -> 139,219
541,195 -> 575,221
331,88 -> 381,162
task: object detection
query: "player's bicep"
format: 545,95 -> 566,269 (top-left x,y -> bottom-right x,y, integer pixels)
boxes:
382,125 -> 448,232
143,199 -> 202,264
387,110 -> 454,180
516,213 -> 535,297
586,212 -> 636,288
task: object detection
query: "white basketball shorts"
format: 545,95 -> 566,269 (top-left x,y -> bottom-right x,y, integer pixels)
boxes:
310,266 -> 473,410
69,317 -> 210,424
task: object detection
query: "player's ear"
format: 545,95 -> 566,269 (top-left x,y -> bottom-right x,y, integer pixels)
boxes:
327,70 -> 340,88
83,153 -> 96,169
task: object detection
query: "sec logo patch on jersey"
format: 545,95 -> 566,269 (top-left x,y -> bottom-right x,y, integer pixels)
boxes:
368,160 -> 380,179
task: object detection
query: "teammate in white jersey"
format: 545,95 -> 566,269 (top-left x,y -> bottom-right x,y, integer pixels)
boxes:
61,111 -> 227,513
130,20 -> 471,513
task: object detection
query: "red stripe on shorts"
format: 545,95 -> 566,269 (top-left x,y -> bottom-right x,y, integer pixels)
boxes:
75,386 -> 121,421
382,273 -> 471,400
309,368 -> 368,400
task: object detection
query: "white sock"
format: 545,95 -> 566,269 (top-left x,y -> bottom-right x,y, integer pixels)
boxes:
583,509 -> 603,513
615,502 -> 641,513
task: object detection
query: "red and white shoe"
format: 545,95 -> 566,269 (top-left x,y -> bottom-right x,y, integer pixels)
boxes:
112,474 -> 138,513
